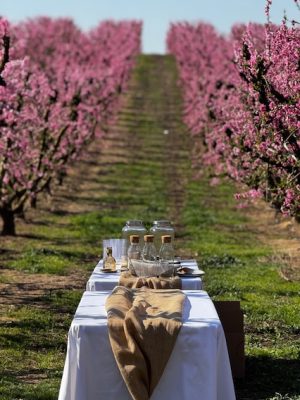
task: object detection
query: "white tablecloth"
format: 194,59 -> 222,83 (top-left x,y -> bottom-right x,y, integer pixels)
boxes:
58,290 -> 235,400
86,259 -> 203,291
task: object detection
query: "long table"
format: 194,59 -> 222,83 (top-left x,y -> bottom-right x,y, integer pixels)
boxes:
58,290 -> 236,400
86,259 -> 203,292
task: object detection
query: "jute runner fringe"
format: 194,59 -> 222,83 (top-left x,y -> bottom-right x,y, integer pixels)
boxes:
119,271 -> 182,289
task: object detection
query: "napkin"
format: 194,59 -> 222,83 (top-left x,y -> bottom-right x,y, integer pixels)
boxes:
119,271 -> 182,289
105,286 -> 186,400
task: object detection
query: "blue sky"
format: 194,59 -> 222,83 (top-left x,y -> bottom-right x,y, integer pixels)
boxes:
0,1 -> 297,53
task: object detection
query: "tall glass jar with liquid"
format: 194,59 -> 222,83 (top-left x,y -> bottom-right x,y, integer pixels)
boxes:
122,220 -> 147,252
150,220 -> 175,252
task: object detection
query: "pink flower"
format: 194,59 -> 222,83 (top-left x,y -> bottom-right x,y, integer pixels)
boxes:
1,18 -> 142,217
168,0 -> 300,217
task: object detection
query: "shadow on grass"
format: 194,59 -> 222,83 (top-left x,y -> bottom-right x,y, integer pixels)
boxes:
0,367 -> 61,380
16,233 -> 47,240
0,248 -> 17,257
0,330 -> 67,352
235,356 -> 300,399
0,371 -> 60,400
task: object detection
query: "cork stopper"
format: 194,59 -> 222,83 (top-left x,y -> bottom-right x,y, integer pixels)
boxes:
161,235 -> 172,243
106,246 -> 113,255
130,235 -> 140,244
144,234 -> 154,243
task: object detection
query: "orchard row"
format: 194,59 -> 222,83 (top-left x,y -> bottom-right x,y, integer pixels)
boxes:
168,0 -> 300,217
1,1 -> 299,236
0,18 -> 141,234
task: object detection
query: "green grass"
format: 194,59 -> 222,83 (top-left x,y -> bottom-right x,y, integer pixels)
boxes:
9,248 -> 72,275
0,54 -> 299,400
0,283 -> 86,399
182,177 -> 300,399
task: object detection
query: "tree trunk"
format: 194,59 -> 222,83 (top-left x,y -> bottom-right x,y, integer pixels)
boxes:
30,196 -> 37,209
0,208 -> 16,236
15,203 -> 26,220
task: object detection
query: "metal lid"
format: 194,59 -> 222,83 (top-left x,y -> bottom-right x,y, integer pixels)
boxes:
153,220 -> 172,226
126,220 -> 144,226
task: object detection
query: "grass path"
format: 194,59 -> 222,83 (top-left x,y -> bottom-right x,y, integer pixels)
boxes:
0,55 -> 299,400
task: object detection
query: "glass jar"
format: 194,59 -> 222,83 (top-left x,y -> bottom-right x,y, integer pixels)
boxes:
122,220 -> 147,252
150,220 -> 175,252
158,235 -> 174,262
127,235 -> 141,274
142,235 -> 157,261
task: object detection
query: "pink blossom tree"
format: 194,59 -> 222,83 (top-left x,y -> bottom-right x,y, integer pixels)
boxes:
168,0 -> 300,217
0,18 -> 141,235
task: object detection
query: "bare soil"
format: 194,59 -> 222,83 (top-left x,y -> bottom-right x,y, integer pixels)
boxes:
245,199 -> 300,281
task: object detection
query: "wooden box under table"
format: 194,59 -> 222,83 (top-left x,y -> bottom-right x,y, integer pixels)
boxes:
213,301 -> 245,379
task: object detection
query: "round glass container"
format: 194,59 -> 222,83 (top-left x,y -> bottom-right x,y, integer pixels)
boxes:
122,220 -> 147,251
149,220 -> 175,251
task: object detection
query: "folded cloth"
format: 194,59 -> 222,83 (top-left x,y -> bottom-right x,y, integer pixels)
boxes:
119,271 -> 182,289
105,286 -> 186,400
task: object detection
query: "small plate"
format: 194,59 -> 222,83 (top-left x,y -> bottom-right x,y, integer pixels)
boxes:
101,268 -> 118,273
177,269 -> 205,278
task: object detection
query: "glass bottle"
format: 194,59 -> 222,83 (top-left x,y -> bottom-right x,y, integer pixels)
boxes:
150,220 -> 175,252
127,235 -> 141,274
122,220 -> 147,252
159,235 -> 174,262
142,235 -> 157,261
103,247 -> 116,271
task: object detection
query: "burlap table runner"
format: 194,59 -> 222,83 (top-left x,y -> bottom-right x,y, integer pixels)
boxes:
119,271 -> 182,289
105,286 -> 186,400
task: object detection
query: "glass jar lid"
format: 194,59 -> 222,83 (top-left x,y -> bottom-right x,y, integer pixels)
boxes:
153,220 -> 172,226
126,220 -> 144,226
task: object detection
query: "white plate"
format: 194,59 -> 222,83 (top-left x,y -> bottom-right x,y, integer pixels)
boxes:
100,269 -> 118,274
177,269 -> 205,278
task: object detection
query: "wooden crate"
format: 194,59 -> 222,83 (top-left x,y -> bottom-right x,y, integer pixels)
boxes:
213,301 -> 245,379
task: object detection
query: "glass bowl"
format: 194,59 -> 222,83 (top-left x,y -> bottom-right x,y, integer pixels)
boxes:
130,259 -> 174,277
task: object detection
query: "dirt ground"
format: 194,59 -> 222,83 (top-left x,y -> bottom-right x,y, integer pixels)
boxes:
245,199 -> 300,281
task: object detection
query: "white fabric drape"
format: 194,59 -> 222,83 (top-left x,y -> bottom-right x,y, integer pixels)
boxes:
58,290 -> 236,400
86,260 -> 203,291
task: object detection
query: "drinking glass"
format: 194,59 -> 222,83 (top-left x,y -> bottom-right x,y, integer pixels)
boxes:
102,239 -> 127,264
